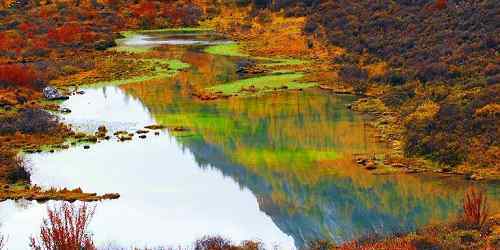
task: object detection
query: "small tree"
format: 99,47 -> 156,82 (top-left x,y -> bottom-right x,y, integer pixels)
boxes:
30,202 -> 96,250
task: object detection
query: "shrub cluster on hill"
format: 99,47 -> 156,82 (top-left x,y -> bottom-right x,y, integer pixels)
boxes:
246,0 -> 499,169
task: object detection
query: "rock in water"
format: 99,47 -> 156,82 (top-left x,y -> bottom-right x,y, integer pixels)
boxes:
43,86 -> 69,100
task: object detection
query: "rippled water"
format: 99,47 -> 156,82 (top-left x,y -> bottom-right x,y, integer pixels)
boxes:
1,32 -> 498,250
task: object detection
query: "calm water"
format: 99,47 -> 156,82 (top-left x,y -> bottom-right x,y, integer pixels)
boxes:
1,32 -> 498,249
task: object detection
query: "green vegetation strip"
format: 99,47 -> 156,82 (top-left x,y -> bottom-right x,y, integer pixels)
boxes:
87,59 -> 190,88
206,73 -> 317,96
139,27 -> 214,33
204,43 -> 309,66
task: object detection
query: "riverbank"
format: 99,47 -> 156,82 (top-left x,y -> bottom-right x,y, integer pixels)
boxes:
0,2 -> 498,249
203,5 -> 499,181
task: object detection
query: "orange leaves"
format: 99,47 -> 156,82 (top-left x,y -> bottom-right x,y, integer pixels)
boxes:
0,31 -> 26,55
434,0 -> 448,11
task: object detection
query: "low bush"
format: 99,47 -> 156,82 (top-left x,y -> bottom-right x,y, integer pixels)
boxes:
0,109 -> 59,135
6,156 -> 31,184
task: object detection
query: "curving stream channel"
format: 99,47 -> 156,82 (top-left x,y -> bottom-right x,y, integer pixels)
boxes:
1,31 -> 499,249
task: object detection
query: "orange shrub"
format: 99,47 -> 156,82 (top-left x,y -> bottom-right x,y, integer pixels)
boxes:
0,31 -> 26,55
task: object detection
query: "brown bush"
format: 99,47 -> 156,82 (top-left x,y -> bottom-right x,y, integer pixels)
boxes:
6,156 -> 31,184
0,109 -> 58,135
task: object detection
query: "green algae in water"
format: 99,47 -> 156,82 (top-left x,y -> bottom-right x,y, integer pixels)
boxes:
206,73 -> 317,95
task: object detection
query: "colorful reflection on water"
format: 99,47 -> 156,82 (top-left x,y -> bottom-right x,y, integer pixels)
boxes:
0,32 -> 498,250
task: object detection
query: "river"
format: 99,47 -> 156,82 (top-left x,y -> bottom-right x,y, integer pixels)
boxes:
0,30 -> 498,250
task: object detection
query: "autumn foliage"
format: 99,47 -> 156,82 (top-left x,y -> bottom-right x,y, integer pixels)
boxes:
0,64 -> 41,89
30,202 -> 96,250
47,23 -> 84,45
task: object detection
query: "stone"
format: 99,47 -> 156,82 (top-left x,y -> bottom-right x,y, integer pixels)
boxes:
43,86 -> 69,100
94,39 -> 117,51
365,161 -> 377,170
98,125 -> 108,133
356,157 -> 367,165
59,108 -> 72,113
172,126 -> 189,132
470,174 -> 484,181
391,163 -> 407,168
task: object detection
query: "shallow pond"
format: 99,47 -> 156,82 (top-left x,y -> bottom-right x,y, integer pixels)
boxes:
1,31 -> 499,249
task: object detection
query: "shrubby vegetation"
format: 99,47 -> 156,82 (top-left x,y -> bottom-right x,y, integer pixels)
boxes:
240,0 -> 499,169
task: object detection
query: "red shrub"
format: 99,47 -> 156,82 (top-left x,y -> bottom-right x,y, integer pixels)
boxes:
31,36 -> 50,50
434,0 -> 448,10
463,186 -> 489,229
18,22 -> 37,38
30,203 -> 96,250
47,24 -> 83,45
131,1 -> 157,20
0,64 -> 40,89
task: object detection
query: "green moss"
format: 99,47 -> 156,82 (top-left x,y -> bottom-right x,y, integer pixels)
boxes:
263,58 -> 309,66
206,73 -> 317,96
204,43 -> 249,57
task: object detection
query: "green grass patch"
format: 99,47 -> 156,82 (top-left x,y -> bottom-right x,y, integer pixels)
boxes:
204,43 -> 309,67
206,73 -> 317,96
204,43 -> 249,57
263,58 -> 309,66
139,27 -> 214,33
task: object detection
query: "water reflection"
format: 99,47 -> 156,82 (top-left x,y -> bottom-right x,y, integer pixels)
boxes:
1,32 -> 498,250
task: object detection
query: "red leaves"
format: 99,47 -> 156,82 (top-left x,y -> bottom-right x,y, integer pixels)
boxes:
131,1 -> 157,19
463,186 -> 489,229
434,0 -> 448,11
47,23 -> 83,45
30,203 -> 96,250
0,64 -> 39,89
